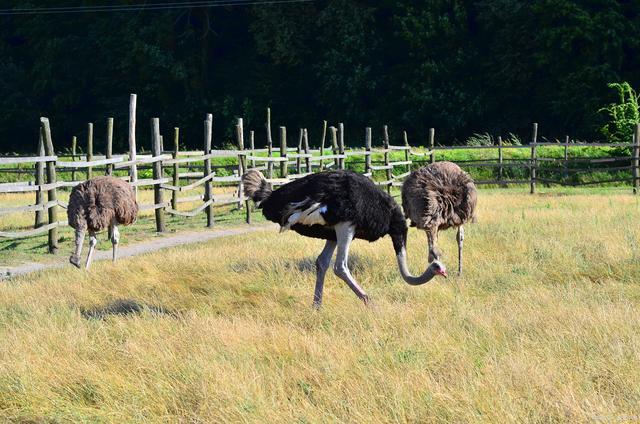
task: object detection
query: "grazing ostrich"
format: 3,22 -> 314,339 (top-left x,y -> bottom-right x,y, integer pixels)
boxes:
242,169 -> 448,307
401,161 -> 477,276
67,176 -> 138,269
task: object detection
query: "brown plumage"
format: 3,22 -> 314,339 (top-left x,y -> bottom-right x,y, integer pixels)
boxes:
401,161 -> 477,275
67,176 -> 138,268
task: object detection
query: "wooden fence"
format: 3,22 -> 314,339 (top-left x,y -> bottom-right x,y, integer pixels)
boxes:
2,95 -> 640,253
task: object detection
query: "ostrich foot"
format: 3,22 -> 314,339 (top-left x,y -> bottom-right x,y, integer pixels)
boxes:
69,255 -> 81,268
362,295 -> 375,307
363,296 -> 380,311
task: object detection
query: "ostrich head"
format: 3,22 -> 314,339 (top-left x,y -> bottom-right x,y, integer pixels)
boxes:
430,260 -> 448,278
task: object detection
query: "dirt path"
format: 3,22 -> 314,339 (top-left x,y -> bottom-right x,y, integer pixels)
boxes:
0,224 -> 276,280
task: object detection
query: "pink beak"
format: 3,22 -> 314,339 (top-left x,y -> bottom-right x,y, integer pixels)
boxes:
440,269 -> 448,278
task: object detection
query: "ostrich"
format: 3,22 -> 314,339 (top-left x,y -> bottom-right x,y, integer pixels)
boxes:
401,161 -> 477,276
242,169 -> 448,307
67,176 -> 138,269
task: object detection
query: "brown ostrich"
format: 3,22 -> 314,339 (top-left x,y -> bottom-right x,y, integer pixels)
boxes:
67,176 -> 138,269
401,161 -> 477,275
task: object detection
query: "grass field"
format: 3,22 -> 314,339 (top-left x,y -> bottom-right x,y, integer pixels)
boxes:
0,188 -> 639,422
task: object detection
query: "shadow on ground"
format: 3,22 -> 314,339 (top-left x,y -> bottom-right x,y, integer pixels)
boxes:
80,299 -> 178,320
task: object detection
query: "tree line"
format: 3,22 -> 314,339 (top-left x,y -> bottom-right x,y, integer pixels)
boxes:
0,0 -> 638,153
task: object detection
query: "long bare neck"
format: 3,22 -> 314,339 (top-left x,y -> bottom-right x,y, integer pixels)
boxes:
391,227 -> 439,286
396,246 -> 438,285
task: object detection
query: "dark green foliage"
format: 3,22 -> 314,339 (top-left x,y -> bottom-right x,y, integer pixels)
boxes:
0,0 -> 639,153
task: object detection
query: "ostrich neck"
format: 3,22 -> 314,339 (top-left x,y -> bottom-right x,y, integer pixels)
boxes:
395,247 -> 438,285
390,225 -> 438,286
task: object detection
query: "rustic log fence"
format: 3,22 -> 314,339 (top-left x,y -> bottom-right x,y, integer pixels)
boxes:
1,101 -> 639,254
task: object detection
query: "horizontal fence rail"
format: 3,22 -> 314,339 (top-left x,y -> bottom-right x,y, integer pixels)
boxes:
2,105 -> 639,254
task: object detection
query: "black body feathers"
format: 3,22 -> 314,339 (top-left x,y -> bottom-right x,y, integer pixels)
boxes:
243,170 -> 408,250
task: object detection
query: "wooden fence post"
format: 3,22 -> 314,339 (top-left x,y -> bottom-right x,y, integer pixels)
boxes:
365,127 -> 372,176
280,126 -> 288,178
403,130 -> 411,174
87,122 -> 93,180
106,118 -> 114,176
250,130 -> 255,169
303,128 -> 311,173
498,136 -> 503,183
429,128 -> 435,164
105,119 -> 115,242
338,123 -> 345,169
319,120 -> 327,171
40,117 -> 58,253
236,118 -> 244,210
34,132 -> 45,228
151,118 -> 165,232
383,125 -> 391,194
236,118 -> 251,224
129,94 -> 138,199
204,115 -> 214,227
172,127 -> 180,211
563,135 -> 569,180
266,107 -> 273,179
632,124 -> 640,194
530,122 -> 538,194
330,126 -> 338,169
296,129 -> 303,174
71,136 -> 77,182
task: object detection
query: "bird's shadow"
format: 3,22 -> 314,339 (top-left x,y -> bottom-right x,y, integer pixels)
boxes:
80,299 -> 177,320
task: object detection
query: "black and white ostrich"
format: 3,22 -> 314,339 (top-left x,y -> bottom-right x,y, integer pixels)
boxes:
401,161 -> 477,275
242,169 -> 447,306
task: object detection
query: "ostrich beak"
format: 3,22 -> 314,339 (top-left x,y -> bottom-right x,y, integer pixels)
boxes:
440,270 -> 448,278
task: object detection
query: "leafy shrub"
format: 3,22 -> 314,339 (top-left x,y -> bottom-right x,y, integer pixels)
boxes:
600,82 -> 639,143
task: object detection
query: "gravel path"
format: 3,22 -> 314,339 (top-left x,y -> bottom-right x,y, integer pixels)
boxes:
0,224 -> 275,280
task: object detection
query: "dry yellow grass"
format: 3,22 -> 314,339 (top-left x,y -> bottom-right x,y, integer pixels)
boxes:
1,189 -> 639,422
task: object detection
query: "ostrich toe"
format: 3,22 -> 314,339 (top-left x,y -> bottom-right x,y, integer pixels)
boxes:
69,255 -> 81,268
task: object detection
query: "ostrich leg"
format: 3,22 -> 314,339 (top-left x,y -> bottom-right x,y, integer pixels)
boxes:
333,222 -> 370,304
111,224 -> 120,263
85,231 -> 98,269
313,239 -> 337,308
70,229 -> 85,268
457,226 -> 464,276
426,228 -> 440,263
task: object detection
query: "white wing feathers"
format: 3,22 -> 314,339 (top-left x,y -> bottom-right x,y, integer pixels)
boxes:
280,198 -> 327,232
